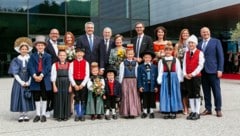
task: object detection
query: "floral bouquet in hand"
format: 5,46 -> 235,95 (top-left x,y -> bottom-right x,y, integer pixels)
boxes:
66,46 -> 75,61
92,76 -> 104,96
115,49 -> 125,67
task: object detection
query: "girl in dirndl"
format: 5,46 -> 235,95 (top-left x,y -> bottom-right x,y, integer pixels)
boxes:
8,37 -> 35,122
119,47 -> 141,118
51,50 -> 71,121
157,41 -> 183,119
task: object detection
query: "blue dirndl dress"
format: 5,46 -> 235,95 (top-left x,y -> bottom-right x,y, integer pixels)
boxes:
160,58 -> 183,113
8,57 -> 35,112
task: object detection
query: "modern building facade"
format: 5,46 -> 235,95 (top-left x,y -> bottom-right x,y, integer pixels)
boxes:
0,0 -> 240,76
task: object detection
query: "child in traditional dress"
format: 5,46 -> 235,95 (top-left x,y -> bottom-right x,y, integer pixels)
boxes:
157,41 -> 183,119
69,48 -> 89,121
119,46 -> 141,118
103,65 -> 121,120
86,62 -> 105,120
51,50 -> 72,121
8,37 -> 35,122
183,35 -> 204,120
28,35 -> 52,122
137,50 -> 158,119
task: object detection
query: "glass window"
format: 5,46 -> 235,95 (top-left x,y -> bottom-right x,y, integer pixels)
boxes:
100,0 -> 127,18
67,0 -> 98,17
29,15 -> 65,35
29,0 -> 65,14
0,0 -> 27,13
99,19 -> 131,36
67,17 -> 90,36
131,0 -> 149,20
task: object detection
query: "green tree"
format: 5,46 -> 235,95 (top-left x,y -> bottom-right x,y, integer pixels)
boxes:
231,22 -> 240,41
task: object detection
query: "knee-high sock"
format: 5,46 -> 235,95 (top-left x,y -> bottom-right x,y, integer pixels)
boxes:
189,99 -> 195,113
195,98 -> 201,114
112,109 -> 116,115
41,101 -> 47,116
105,109 -> 110,115
35,101 -> 41,116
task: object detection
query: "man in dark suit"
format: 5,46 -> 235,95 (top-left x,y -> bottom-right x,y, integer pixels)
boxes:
197,27 -> 224,117
44,28 -> 60,117
101,27 -> 115,71
76,22 -> 104,73
45,28 -> 60,64
131,22 -> 153,63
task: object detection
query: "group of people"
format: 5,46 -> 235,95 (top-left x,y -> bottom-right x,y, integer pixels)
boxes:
8,21 -> 224,123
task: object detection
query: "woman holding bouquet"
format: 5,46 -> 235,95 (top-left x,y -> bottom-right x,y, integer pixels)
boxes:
109,34 -> 126,77
64,32 -> 75,62
86,62 -> 105,120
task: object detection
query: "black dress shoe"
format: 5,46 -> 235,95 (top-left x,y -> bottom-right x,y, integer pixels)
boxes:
149,113 -> 155,119
80,116 -> 85,121
141,113 -> 147,118
191,113 -> 200,120
170,113 -> 176,119
74,116 -> 79,121
187,112 -> 194,120
97,115 -> 102,119
200,110 -> 212,115
105,115 -> 111,120
33,116 -> 41,122
112,115 -> 118,120
163,114 -> 170,119
41,115 -> 47,122
18,116 -> 24,123
91,115 -> 96,120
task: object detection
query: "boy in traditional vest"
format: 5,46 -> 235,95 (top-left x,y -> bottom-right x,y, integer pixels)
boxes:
183,35 -> 205,120
69,48 -> 90,121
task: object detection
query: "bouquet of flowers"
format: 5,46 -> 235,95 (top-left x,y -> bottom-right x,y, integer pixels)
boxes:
92,76 -> 104,96
66,46 -> 75,61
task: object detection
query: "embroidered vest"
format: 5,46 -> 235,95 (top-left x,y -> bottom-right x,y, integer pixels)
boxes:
123,60 -> 137,77
186,50 -> 201,77
73,59 -> 86,80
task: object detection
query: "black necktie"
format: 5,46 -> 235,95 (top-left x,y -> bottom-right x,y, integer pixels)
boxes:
190,51 -> 193,57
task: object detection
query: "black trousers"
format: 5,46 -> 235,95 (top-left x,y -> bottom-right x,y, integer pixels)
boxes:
105,95 -> 118,109
32,80 -> 47,101
73,80 -> 87,104
142,92 -> 156,110
184,77 -> 201,98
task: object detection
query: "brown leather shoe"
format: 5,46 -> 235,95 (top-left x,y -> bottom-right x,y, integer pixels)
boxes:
200,110 -> 212,115
216,111 -> 223,117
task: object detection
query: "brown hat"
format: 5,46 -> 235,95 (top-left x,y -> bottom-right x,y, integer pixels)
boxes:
14,37 -> 33,53
34,35 -> 47,46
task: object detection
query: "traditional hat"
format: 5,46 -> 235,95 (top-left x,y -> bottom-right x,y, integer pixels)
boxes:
75,47 -> 85,53
14,37 -> 33,53
187,34 -> 198,45
34,35 -> 47,46
140,50 -> 156,58
105,65 -> 117,77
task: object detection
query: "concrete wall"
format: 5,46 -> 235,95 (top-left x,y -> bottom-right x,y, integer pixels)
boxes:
150,0 -> 240,25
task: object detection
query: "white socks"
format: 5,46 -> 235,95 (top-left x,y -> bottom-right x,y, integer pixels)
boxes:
35,101 -> 47,116
35,101 -> 41,116
105,109 -> 110,115
189,98 -> 201,113
105,109 -> 116,115
112,109 -> 116,115
143,109 -> 147,114
150,108 -> 154,114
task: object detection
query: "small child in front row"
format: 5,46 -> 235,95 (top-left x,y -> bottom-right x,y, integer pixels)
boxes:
157,41 -> 183,119
119,47 -> 141,118
86,62 -> 105,120
137,50 -> 158,119
103,66 -> 121,120
183,35 -> 204,120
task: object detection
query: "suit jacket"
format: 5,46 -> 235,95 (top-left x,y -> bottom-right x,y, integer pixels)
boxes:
131,34 -> 153,57
100,39 -> 115,67
137,63 -> 158,92
76,35 -> 104,68
104,79 -> 121,97
28,52 -> 52,91
45,40 -> 59,64
197,38 -> 224,73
